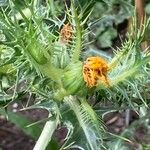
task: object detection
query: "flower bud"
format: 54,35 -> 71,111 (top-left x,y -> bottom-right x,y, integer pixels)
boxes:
62,61 -> 85,95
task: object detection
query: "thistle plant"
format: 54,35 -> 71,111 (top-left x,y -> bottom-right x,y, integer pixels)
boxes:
0,0 -> 150,150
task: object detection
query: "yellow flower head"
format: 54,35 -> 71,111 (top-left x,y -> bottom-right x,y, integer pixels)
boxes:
83,56 -> 109,88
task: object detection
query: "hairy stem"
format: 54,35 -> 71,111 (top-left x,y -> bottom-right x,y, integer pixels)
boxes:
110,67 -> 138,86
40,62 -> 63,83
71,1 -> 82,62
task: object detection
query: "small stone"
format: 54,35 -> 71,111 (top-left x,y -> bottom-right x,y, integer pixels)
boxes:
12,103 -> 18,108
12,109 -> 17,112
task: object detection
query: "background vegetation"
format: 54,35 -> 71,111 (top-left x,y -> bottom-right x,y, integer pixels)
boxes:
0,0 -> 150,150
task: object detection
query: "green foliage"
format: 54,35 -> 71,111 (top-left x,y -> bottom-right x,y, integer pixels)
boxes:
89,0 -> 133,48
97,27 -> 117,48
146,3 -> 150,15
64,96 -> 105,150
0,0 -> 150,150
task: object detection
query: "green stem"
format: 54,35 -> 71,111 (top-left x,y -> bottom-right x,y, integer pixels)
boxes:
110,65 -> 139,86
110,54 -> 150,86
33,114 -> 58,150
71,1 -> 82,62
40,62 -> 63,83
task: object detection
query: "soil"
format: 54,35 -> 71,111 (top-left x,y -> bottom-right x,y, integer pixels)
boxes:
0,107 -> 48,150
0,104 -> 149,150
0,117 -> 35,150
